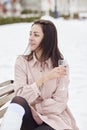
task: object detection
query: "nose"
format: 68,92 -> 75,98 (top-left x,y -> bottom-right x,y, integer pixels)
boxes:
29,34 -> 34,41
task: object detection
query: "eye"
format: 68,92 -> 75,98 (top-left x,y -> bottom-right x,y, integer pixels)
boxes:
34,33 -> 39,37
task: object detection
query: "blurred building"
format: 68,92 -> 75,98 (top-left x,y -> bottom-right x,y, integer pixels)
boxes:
0,0 -> 22,17
0,0 -> 4,16
20,0 -> 41,11
0,0 -> 87,18
19,0 -> 87,18
69,0 -> 87,18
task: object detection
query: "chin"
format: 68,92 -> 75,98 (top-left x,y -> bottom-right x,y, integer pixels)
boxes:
30,47 -> 36,52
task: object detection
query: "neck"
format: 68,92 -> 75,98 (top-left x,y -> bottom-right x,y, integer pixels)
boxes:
35,50 -> 42,61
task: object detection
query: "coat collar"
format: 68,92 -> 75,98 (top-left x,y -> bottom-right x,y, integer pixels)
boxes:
31,53 -> 53,69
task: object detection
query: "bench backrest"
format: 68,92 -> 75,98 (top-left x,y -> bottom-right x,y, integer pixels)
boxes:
0,80 -> 14,118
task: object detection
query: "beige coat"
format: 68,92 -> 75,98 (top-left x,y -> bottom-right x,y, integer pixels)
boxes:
14,55 -> 79,130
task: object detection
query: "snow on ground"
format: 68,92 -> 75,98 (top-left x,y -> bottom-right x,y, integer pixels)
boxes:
0,15 -> 87,130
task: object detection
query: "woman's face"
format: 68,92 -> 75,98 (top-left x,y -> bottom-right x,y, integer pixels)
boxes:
29,24 -> 44,52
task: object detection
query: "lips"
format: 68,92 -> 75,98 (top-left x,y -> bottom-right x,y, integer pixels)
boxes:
30,42 -> 36,46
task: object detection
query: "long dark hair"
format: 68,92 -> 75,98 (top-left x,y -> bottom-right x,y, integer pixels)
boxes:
24,19 -> 63,68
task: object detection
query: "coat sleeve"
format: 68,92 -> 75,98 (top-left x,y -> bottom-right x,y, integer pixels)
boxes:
35,66 -> 70,115
14,56 -> 41,104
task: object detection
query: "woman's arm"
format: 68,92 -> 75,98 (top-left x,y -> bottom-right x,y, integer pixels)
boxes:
36,65 -> 67,89
35,65 -> 70,115
35,76 -> 69,115
14,56 -> 41,104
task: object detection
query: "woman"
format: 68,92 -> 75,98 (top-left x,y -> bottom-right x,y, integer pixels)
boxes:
1,19 -> 79,130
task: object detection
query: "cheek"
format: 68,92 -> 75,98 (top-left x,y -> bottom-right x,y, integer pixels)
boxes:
35,43 -> 40,48
36,38 -> 42,46
30,41 -> 40,51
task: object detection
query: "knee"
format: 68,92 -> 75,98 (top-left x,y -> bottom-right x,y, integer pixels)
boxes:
11,96 -> 27,108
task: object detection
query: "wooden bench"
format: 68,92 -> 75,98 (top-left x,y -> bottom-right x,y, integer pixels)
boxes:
0,80 -> 14,118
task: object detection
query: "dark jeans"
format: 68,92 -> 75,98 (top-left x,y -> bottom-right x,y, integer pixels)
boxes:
11,96 -> 54,130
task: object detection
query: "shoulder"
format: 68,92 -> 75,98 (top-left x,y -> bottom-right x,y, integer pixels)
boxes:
16,55 -> 27,63
15,55 -> 28,69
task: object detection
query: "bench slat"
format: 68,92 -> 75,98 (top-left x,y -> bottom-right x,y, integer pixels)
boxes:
0,108 -> 7,118
0,92 -> 15,107
0,84 -> 14,97
0,80 -> 14,87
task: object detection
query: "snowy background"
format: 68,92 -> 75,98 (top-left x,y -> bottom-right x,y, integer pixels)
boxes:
0,15 -> 87,130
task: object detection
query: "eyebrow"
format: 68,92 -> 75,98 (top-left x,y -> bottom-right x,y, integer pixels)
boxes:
30,31 -> 40,34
